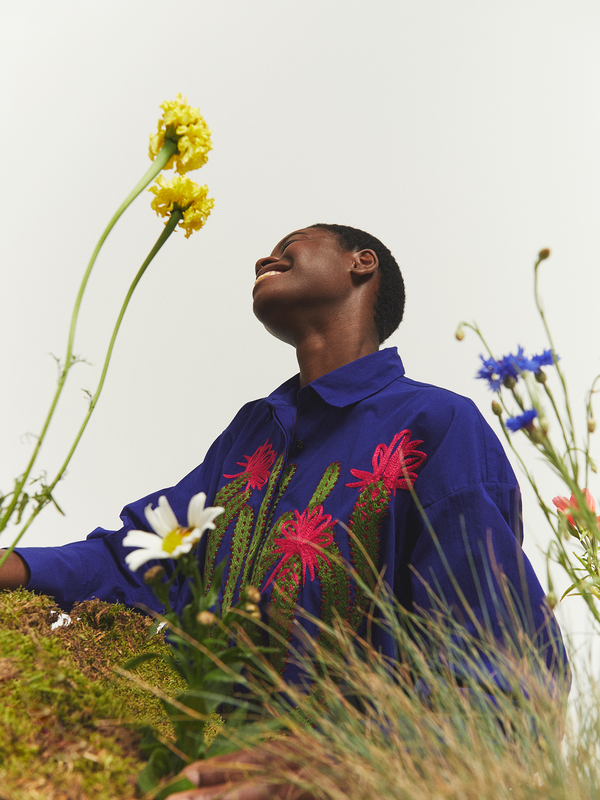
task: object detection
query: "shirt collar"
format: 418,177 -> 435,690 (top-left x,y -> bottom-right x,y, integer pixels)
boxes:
266,347 -> 405,409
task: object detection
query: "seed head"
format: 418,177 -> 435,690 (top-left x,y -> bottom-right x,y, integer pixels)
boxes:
538,248 -> 551,261
244,586 -> 261,604
144,565 -> 165,585
197,611 -> 217,626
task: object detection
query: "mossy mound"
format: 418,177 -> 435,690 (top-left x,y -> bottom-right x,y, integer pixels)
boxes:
0,589 -> 184,799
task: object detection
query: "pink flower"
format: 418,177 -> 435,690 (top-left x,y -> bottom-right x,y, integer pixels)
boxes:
224,439 -> 277,490
552,489 -> 600,529
346,430 -> 427,494
264,505 -> 337,593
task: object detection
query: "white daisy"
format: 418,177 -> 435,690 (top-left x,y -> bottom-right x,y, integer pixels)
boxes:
123,492 -> 223,572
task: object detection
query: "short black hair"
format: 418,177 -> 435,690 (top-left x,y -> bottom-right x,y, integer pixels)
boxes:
309,223 -> 405,344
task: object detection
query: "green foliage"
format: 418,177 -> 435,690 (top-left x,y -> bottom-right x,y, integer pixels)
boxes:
0,589 -> 179,799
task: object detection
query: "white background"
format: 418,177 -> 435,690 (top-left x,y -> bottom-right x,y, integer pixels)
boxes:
1,1 -> 599,673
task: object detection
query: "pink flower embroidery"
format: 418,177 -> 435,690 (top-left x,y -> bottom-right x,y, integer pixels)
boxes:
223,439 -> 277,490
346,430 -> 426,494
264,505 -> 337,593
552,489 -> 600,529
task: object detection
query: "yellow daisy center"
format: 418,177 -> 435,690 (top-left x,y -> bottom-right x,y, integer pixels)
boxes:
162,527 -> 191,554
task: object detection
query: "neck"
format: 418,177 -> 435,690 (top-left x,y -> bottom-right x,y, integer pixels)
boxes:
296,330 -> 379,387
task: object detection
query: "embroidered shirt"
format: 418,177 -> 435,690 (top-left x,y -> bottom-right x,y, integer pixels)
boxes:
18,348 -> 566,686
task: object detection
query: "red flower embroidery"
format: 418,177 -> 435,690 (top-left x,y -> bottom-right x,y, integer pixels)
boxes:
264,505 -> 337,593
223,439 -> 277,490
346,430 -> 426,494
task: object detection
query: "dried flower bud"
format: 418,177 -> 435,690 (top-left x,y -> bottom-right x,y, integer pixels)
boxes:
455,325 -> 465,341
529,428 -> 545,444
546,591 -> 557,609
538,248 -> 551,261
244,603 -> 258,613
144,565 -> 165,585
250,610 -> 261,620
540,416 -> 549,435
491,401 -> 503,417
592,461 -> 598,474
535,370 -> 547,384
197,611 -> 217,626
244,586 -> 261,604
588,418 -> 596,434
503,375 -> 516,390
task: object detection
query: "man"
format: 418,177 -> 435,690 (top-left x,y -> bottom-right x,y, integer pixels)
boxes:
1,224 -> 567,799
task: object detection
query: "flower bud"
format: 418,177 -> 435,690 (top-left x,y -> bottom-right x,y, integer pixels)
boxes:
491,401 -> 503,417
455,325 -> 465,342
546,591 -> 557,609
503,376 -> 516,390
144,565 -> 165,585
244,603 -> 258,613
197,611 -> 217,626
588,418 -> 596,434
250,610 -> 261,620
529,428 -> 544,444
592,462 -> 598,474
535,370 -> 547,384
244,586 -> 261,604
540,417 -> 549,435
538,248 -> 551,261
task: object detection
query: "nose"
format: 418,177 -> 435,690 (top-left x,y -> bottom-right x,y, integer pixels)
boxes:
255,255 -> 279,276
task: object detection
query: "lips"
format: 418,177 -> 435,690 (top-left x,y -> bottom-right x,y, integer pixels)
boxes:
254,265 -> 290,285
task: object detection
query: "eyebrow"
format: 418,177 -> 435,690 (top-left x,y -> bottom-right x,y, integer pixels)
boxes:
276,230 -> 309,253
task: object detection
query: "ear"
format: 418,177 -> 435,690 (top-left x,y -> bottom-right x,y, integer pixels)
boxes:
351,248 -> 379,276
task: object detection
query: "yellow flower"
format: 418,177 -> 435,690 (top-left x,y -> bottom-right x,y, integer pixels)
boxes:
149,93 -> 212,174
149,175 -> 214,238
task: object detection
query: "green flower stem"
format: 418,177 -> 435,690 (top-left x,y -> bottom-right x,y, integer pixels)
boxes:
585,374 -> 600,487
0,210 -> 182,567
534,258 -> 577,450
541,380 -> 578,478
0,140 -> 178,537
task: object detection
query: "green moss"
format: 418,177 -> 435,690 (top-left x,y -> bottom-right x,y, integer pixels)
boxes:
0,589 -> 185,799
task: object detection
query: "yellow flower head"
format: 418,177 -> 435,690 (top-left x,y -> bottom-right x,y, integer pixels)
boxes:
149,93 -> 212,174
149,175 -> 214,238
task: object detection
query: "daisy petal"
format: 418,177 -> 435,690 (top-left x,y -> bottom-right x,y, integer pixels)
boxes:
145,496 -> 179,537
123,531 -> 166,550
188,491 -> 224,531
125,548 -> 169,572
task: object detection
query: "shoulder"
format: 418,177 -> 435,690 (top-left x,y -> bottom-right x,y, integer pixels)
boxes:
378,374 -> 488,440
378,375 -> 516,492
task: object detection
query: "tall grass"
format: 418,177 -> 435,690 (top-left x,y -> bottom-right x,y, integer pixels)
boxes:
167,573 -> 594,800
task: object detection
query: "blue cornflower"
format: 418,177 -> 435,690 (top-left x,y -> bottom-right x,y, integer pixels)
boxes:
477,355 -> 503,392
506,409 -> 538,432
476,347 -> 558,391
526,349 -> 556,372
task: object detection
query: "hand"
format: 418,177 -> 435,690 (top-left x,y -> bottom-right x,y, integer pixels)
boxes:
0,551 -> 30,590
169,740 -> 318,800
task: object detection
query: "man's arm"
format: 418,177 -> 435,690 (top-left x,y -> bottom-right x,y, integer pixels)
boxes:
0,551 -> 30,589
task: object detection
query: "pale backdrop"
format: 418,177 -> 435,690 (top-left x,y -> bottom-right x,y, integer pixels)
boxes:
2,1 -> 600,669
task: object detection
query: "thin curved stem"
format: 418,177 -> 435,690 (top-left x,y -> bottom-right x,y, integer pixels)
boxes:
534,259 -> 577,453
0,141 -> 177,535
0,210 -> 182,563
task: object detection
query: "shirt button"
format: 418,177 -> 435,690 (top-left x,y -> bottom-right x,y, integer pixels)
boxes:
295,440 -> 304,451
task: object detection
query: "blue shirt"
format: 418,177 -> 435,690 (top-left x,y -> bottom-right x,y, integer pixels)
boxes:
18,348 -> 566,687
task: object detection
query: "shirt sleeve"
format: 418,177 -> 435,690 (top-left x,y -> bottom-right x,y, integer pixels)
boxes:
15,407 -> 247,612
401,401 -> 569,700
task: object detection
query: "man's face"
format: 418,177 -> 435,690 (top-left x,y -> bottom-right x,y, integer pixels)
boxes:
252,227 -> 356,343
